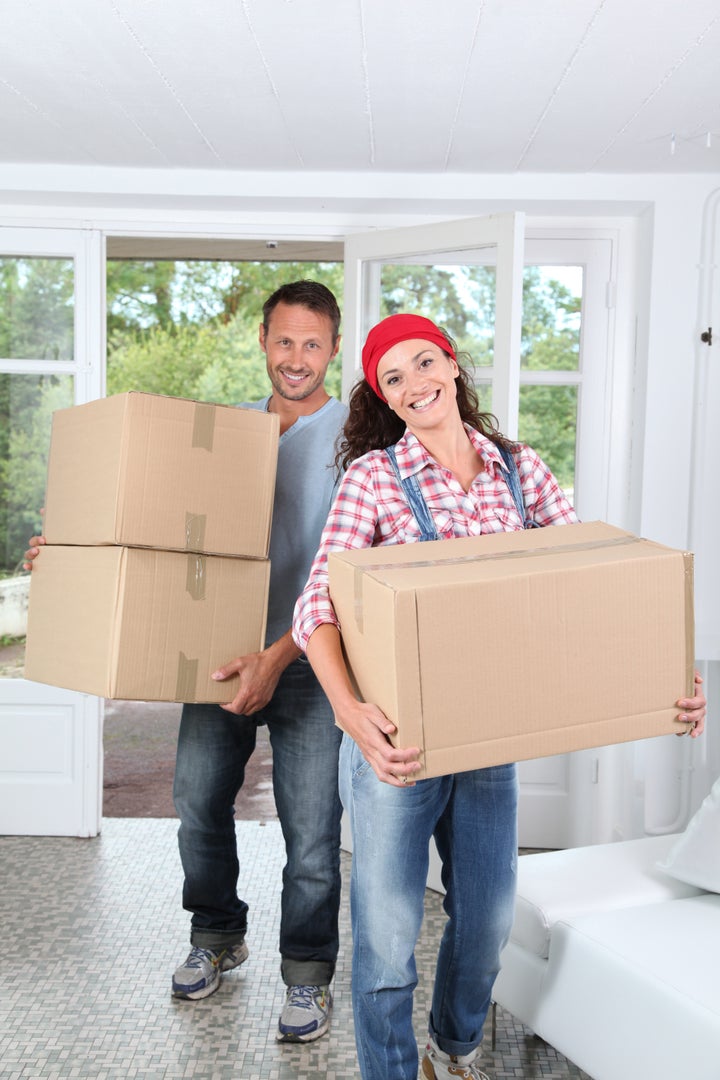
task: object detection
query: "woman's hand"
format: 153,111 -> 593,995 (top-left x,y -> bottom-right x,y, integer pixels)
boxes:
334,697 -> 422,787
676,670 -> 706,738
305,623 -> 422,786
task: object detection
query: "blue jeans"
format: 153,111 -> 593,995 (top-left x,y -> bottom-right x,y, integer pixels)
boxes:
340,734 -> 518,1080
173,656 -> 343,986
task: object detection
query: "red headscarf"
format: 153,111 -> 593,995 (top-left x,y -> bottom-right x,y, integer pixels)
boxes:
361,314 -> 456,399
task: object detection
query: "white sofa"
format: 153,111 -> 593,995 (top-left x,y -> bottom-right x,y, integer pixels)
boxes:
492,777 -> 720,1080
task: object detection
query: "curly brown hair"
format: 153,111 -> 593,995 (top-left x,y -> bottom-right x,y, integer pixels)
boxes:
336,340 -> 515,471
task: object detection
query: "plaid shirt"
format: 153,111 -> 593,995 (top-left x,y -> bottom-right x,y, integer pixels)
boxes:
292,424 -> 578,650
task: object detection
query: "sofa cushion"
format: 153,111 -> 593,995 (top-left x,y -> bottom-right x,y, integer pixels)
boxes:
512,833 -> 704,958
658,775 -> 720,892
536,894 -> 720,1080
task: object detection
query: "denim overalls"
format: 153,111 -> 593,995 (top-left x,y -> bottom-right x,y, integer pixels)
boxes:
339,440 -> 521,1080
385,441 -> 537,536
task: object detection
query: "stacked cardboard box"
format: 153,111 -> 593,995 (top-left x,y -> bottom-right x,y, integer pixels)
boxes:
328,521 -> 695,777
25,392 -> 279,702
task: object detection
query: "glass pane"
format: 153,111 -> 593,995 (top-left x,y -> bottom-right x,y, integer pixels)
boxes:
522,266 -> 582,372
0,257 -> 74,361
518,384 -> 577,499
473,381 -> 493,413
0,373 -> 74,678
380,263 -> 496,368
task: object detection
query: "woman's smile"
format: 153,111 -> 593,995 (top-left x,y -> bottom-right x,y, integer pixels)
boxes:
410,389 -> 440,410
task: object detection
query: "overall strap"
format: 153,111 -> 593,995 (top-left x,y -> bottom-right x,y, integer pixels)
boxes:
498,444 -> 539,529
385,445 -> 439,542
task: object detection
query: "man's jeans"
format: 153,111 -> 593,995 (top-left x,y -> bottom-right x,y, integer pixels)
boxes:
173,657 -> 343,987
340,734 -> 518,1080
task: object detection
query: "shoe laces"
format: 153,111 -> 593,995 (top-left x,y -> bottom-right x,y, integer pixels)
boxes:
185,946 -> 220,969
449,1060 -> 488,1080
286,984 -> 322,1010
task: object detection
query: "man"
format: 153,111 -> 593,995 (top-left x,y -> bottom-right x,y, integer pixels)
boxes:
25,280 -> 347,1044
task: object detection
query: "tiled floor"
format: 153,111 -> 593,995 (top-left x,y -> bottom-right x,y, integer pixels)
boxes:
0,818 -> 590,1080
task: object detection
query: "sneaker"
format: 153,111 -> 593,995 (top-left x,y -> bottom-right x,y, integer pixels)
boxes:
171,941 -> 248,1000
421,1036 -> 490,1080
276,984 -> 332,1042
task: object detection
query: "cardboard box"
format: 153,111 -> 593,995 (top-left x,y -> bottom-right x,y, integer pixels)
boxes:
43,392 -> 279,558
328,521 -> 695,778
24,545 -> 270,702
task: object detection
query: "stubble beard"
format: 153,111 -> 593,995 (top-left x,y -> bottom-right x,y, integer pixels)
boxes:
269,368 -> 325,402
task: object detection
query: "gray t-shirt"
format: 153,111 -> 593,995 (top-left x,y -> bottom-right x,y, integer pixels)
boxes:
242,396 -> 348,647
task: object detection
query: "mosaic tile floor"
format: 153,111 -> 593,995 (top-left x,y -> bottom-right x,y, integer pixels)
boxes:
0,818 -> 590,1080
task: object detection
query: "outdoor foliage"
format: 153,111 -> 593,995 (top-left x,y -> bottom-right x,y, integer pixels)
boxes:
0,257 -> 74,361
0,257 -> 75,574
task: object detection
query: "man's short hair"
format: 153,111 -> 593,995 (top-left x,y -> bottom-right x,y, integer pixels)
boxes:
262,280 -> 341,343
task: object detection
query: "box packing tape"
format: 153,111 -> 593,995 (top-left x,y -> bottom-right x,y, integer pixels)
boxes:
176,651 -> 200,701
187,401 -> 214,549
185,512 -> 207,551
176,553 -> 208,699
192,402 -> 216,451
186,554 -> 207,600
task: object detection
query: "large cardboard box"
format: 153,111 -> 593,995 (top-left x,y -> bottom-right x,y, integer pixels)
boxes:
43,392 -> 279,558
328,521 -> 695,778
24,545 -> 270,702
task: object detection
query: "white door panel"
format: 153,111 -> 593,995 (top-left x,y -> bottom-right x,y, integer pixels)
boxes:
0,680 -> 102,836
0,226 -> 104,837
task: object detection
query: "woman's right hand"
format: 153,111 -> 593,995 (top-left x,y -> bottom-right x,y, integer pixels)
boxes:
334,697 -> 422,787
305,622 -> 422,787
23,535 -> 45,571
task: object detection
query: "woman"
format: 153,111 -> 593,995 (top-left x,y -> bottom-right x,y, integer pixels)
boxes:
292,313 -> 706,1080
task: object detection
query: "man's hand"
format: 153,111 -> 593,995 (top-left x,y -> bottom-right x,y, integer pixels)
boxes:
23,535 -> 45,571
212,630 -> 300,716
212,650 -> 284,715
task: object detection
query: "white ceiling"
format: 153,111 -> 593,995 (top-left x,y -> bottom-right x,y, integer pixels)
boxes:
2,0 -> 720,176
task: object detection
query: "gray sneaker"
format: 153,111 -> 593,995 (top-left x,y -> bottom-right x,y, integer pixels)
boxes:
171,941 -> 248,1000
276,984 -> 332,1042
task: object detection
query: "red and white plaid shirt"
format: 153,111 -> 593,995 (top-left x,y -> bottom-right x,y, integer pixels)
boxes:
292,424 -> 578,650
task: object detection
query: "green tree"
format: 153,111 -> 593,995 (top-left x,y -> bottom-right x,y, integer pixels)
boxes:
0,258 -> 75,574
106,260 -> 178,336
518,269 -> 580,488
380,265 -> 471,339
0,373 -> 72,574
0,257 -> 74,360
